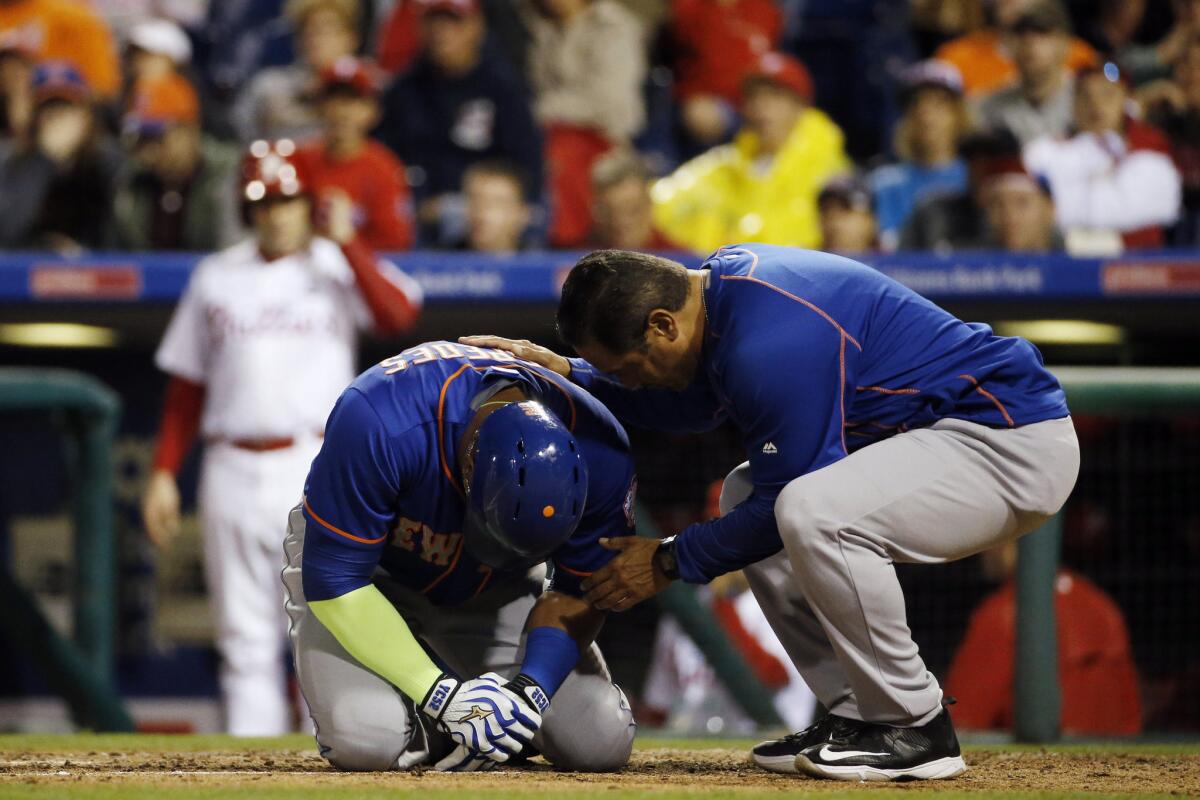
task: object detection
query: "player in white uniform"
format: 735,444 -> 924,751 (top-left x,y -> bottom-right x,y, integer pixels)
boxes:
141,139 -> 422,735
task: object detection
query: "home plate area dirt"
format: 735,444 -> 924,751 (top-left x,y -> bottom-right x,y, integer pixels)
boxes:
1,746 -> 1198,796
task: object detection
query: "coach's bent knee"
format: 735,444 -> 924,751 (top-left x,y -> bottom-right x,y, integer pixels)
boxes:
774,479 -> 845,557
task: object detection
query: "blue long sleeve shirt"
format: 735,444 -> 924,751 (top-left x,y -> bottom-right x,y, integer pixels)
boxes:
568,244 -> 1069,583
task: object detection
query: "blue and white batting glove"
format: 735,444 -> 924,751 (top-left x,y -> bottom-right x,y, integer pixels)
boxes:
420,671 -> 541,770
504,673 -> 551,717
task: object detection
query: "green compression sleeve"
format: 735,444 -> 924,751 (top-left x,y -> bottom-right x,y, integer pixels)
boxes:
308,585 -> 443,702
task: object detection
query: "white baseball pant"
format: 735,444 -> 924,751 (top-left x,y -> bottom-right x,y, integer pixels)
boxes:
281,505 -> 637,771
198,435 -> 322,735
723,416 -> 1079,727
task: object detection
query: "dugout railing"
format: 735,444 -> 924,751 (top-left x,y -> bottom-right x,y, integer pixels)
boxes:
0,368 -> 133,731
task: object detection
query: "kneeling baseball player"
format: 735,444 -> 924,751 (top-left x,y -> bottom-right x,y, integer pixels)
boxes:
282,340 -> 638,771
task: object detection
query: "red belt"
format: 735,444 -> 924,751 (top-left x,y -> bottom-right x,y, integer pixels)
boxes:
213,433 -> 323,452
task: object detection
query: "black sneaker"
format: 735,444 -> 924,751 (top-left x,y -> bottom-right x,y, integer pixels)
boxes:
750,713 -> 842,774
795,707 -> 966,782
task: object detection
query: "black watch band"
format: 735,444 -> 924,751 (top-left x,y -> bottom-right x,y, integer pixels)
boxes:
655,535 -> 680,581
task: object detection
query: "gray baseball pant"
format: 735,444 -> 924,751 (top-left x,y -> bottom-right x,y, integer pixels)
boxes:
722,416 -> 1079,727
281,506 -> 636,772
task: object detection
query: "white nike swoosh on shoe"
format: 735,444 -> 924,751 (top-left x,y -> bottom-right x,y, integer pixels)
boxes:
816,745 -> 892,762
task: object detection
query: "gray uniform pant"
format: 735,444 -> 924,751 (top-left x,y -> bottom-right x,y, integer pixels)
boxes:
722,417 -> 1079,727
281,506 -> 636,771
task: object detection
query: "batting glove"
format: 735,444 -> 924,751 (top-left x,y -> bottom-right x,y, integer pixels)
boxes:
504,673 -> 551,717
420,672 -> 541,769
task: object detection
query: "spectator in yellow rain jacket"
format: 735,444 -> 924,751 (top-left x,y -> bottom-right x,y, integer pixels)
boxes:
650,51 -> 851,253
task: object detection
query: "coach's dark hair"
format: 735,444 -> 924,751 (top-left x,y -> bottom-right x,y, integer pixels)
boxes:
557,250 -> 689,354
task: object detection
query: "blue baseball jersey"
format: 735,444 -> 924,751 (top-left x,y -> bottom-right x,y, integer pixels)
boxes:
300,341 -> 638,606
569,244 -> 1070,583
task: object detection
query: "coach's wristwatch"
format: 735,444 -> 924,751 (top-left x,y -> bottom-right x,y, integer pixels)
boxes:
654,536 -> 680,581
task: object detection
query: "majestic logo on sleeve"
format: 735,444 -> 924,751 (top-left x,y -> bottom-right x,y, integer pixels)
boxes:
623,477 -> 638,527
761,442 -> 778,454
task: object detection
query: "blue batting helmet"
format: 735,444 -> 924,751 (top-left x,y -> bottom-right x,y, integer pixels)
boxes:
462,401 -> 589,570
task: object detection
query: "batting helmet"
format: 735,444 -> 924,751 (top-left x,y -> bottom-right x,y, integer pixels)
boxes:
241,139 -> 306,203
462,401 -> 589,571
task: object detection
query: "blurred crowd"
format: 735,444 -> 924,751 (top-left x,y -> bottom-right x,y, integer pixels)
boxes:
0,0 -> 1198,257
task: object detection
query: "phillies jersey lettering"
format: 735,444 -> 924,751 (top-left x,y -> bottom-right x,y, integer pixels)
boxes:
155,238 -> 372,441
568,243 -> 1070,583
300,342 -> 637,606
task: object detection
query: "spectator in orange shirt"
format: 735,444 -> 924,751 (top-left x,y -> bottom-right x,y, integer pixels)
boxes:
589,148 -> 685,251
113,73 -> 243,251
945,541 -> 1142,736
0,0 -> 120,98
295,56 -> 414,251
935,0 -> 1098,97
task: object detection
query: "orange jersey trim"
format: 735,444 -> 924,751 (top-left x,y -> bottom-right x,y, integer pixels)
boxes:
857,385 -> 920,395
720,274 -> 863,351
471,566 -> 494,599
303,497 -> 387,545
959,374 -> 1016,427
554,561 -> 594,578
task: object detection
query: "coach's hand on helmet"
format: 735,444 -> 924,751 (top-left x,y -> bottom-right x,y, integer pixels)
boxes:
457,335 -> 571,378
421,671 -> 542,770
582,537 -> 674,612
141,469 -> 182,549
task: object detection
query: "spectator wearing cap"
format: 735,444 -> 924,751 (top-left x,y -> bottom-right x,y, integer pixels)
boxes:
589,148 -> 685,251
900,129 -> 1022,252
295,57 -> 413,251
0,0 -> 121,98
125,17 -> 192,83
868,60 -> 971,251
651,51 -> 851,254
934,0 -> 1098,97
0,28 -> 35,141
1140,34 -> 1200,245
451,159 -> 532,253
974,0 -> 1078,145
112,73 -> 243,251
1024,64 -> 1181,252
980,157 -> 1061,252
818,176 -> 879,254
521,0 -> 647,247
0,61 -> 118,250
379,0 -> 542,246
231,0 -> 360,143
667,0 -> 782,151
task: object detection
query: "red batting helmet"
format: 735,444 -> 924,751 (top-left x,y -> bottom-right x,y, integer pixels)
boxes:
241,139 -> 307,203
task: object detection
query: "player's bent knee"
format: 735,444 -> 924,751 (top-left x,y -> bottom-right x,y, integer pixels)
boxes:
542,683 -> 635,773
321,733 -> 405,772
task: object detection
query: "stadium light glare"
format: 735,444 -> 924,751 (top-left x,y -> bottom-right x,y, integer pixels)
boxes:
0,323 -> 120,348
995,320 -> 1125,346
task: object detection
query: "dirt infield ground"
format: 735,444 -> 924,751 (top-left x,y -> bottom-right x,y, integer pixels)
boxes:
0,736 -> 1197,799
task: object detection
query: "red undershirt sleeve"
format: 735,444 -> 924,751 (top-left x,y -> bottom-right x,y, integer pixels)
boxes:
152,376 -> 206,475
340,237 -> 422,336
